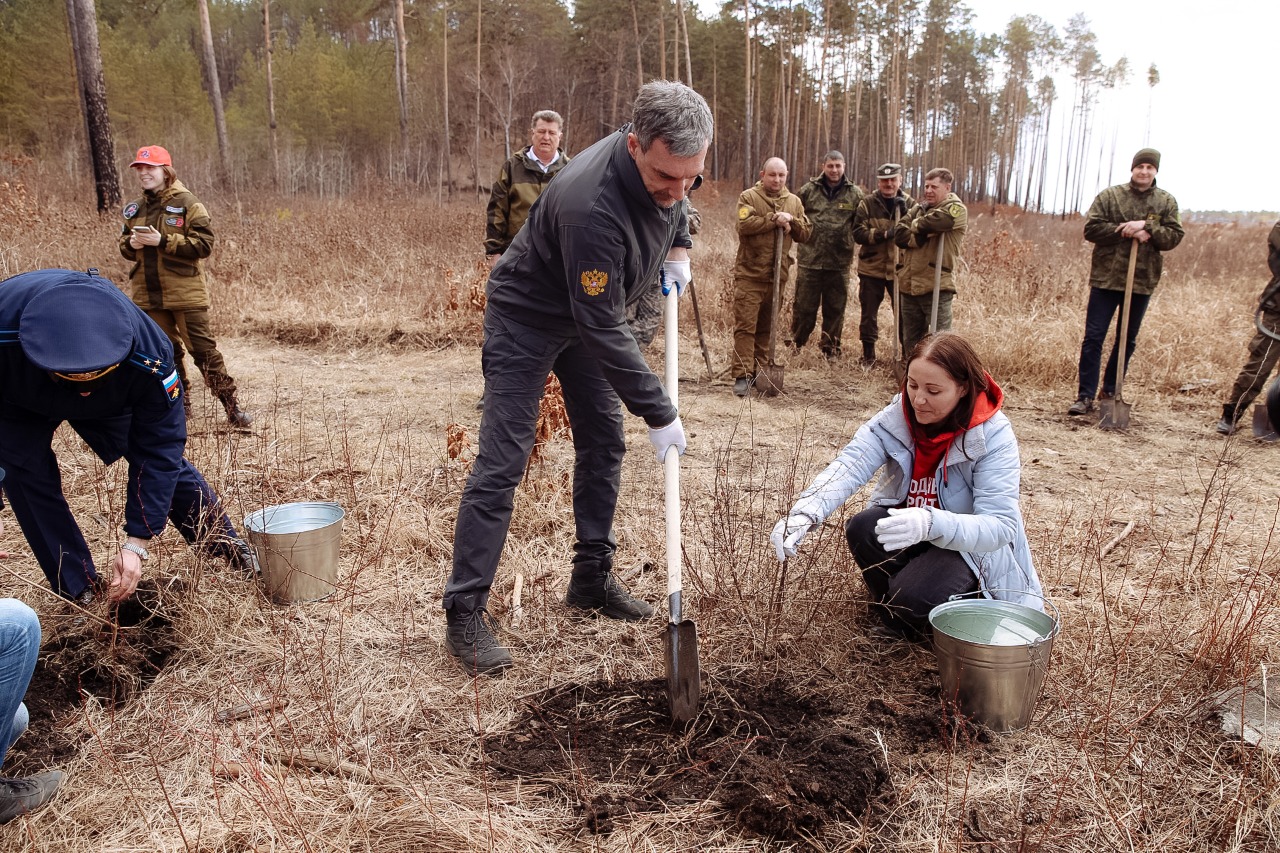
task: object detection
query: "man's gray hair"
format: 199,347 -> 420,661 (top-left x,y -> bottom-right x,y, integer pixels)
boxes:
530,110 -> 564,129
823,150 -> 845,162
630,80 -> 713,157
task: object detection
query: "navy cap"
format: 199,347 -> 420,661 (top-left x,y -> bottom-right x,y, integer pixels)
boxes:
19,277 -> 134,373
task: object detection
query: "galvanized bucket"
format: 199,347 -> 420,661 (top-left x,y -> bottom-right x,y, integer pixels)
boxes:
243,502 -> 344,603
928,593 -> 1059,732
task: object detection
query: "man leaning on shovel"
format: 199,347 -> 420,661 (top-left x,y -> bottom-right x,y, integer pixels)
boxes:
1068,148 -> 1184,417
442,81 -> 712,676
892,167 -> 966,358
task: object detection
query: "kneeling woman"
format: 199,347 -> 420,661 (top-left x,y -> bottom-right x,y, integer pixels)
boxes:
770,332 -> 1043,637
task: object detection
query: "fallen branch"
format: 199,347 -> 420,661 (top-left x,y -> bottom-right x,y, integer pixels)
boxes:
260,747 -> 381,784
1100,519 -> 1137,558
216,698 -> 290,723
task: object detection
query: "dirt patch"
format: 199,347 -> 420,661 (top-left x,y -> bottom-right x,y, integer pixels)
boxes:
487,675 -> 889,841
6,579 -> 185,772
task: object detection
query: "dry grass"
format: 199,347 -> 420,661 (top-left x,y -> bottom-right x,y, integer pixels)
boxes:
0,163 -> 1278,851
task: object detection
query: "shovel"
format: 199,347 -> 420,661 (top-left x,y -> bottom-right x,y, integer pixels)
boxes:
757,228 -> 786,397
687,281 -> 715,380
1099,238 -> 1139,430
890,210 -> 904,381
929,235 -> 944,335
661,286 -> 699,723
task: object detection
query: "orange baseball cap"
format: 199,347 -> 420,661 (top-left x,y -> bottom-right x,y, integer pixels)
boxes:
130,145 -> 172,168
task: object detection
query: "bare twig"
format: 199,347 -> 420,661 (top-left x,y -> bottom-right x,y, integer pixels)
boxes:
260,747 -> 380,784
1100,519 -> 1137,558
216,698 -> 290,723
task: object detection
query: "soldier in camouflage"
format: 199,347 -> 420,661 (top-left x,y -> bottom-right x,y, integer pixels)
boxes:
1068,148 -> 1185,415
852,163 -> 913,365
483,110 -> 571,265
626,199 -> 702,349
789,151 -> 863,358
892,168 -> 967,358
1217,220 -> 1280,434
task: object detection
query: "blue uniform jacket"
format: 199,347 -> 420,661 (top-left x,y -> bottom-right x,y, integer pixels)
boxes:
0,269 -> 186,540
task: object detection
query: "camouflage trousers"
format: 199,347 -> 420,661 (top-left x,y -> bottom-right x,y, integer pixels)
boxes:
1226,308 -> 1280,412
627,280 -> 665,350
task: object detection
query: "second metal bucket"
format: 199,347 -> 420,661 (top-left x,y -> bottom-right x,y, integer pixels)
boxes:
928,595 -> 1059,732
243,502 -> 344,603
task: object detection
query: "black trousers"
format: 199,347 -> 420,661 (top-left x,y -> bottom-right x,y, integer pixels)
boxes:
845,506 -> 978,636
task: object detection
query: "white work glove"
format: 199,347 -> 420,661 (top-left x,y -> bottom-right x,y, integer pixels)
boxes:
874,507 -> 933,550
648,416 -> 686,463
660,259 -> 692,296
769,514 -> 814,562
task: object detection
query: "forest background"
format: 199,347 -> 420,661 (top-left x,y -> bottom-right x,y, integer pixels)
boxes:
7,0 -> 1267,217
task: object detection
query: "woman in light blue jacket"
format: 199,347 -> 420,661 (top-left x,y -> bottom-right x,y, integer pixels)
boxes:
770,332 -> 1042,637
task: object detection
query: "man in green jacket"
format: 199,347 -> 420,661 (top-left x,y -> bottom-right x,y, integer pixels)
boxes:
483,110 -> 571,266
1217,220 -> 1280,434
1068,148 -> 1185,415
852,162 -> 913,365
789,151 -> 863,358
731,158 -> 812,396
892,167 -> 967,358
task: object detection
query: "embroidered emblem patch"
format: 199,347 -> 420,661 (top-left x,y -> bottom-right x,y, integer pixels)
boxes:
162,370 -> 181,401
581,269 -> 608,296
165,205 -> 185,214
165,217 -> 183,228
123,202 -> 139,219
738,206 -> 750,220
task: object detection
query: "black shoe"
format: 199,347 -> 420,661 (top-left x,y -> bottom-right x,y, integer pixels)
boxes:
564,572 -> 655,621
445,604 -> 513,675
0,771 -> 64,824
733,377 -> 750,397
861,343 -> 875,366
1067,397 -> 1094,416
1216,403 -> 1240,435
226,537 -> 262,576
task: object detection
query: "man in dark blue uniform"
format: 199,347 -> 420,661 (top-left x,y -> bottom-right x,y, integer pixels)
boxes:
0,269 -> 256,604
444,81 -> 713,675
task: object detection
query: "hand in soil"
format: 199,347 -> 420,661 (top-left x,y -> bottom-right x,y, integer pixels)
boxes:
107,549 -> 143,602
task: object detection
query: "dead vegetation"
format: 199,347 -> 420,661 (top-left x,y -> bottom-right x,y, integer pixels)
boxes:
0,167 -> 1278,851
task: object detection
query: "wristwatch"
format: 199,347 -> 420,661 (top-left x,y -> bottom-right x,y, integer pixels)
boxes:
121,542 -> 150,561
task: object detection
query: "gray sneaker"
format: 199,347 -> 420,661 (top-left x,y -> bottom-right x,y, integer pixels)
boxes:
0,771 -> 64,824
445,605 -> 513,675
1067,397 -> 1094,416
733,377 -> 750,397
564,572 -> 655,621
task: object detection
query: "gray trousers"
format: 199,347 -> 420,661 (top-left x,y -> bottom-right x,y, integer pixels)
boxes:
899,291 -> 953,359
444,310 -> 625,610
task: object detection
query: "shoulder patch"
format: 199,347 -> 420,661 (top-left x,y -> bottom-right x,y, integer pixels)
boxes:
128,349 -> 171,377
123,202 -> 139,219
162,370 -> 182,402
579,267 -> 609,297
738,206 -> 751,220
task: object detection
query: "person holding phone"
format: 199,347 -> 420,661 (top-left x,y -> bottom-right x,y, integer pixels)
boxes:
119,145 -> 251,427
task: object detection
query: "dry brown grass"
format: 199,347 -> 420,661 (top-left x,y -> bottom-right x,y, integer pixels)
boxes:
0,163 -> 1278,851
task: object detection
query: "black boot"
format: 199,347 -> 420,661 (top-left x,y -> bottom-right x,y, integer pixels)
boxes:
564,570 -> 654,621
1216,402 -> 1242,435
220,392 -> 253,427
0,771 -> 64,824
444,593 -> 513,675
861,342 -> 876,365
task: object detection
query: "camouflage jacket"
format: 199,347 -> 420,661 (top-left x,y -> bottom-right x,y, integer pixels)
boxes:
119,179 -> 214,311
1083,181 -> 1184,296
484,146 -> 571,257
1260,220 -> 1280,311
733,182 -> 812,282
852,189 -> 915,280
893,192 -> 967,297
795,175 -> 863,270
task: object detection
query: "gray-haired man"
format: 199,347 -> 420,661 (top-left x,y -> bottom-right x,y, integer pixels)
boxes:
444,81 -> 712,675
484,109 -> 572,266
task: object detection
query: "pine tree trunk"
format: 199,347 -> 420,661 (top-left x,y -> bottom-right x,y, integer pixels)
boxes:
196,0 -> 233,188
263,0 -> 280,190
65,0 -> 120,212
393,0 -> 411,181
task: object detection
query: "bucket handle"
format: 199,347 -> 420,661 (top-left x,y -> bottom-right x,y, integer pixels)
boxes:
946,588 -> 1061,644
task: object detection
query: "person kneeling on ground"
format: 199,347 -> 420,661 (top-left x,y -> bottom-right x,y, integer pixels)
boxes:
0,269 -> 258,605
0,599 -> 63,823
769,332 -> 1043,637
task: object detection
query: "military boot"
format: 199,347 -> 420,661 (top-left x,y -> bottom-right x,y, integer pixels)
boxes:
1216,402 -> 1242,435
0,771 -> 64,824
564,569 -> 654,621
861,342 -> 876,366
219,392 -> 253,427
444,593 -> 513,675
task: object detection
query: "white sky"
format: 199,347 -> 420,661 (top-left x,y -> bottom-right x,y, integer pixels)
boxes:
697,0 -> 1279,212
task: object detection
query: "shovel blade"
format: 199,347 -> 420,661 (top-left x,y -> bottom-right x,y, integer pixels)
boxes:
1253,403 -> 1280,441
756,363 -> 784,397
664,620 -> 700,723
1098,397 -> 1130,430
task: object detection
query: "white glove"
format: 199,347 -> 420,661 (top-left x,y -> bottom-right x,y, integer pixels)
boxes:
769,514 -> 814,562
648,416 -> 686,463
660,259 -> 692,296
874,507 -> 933,550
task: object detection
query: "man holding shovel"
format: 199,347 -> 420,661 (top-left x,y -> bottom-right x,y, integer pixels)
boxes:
853,163 -> 913,366
443,81 -> 711,676
729,157 -> 811,397
1068,149 -> 1184,417
892,168 -> 966,358
1216,220 -> 1280,436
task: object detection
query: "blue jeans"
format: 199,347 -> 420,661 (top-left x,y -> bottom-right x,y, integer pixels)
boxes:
0,600 -> 39,768
1076,287 -> 1152,400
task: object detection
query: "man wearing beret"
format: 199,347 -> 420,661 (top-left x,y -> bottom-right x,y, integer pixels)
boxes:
1068,148 -> 1184,416
0,269 -> 257,605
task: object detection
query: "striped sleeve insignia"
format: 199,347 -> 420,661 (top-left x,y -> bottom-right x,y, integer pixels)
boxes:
128,349 -> 171,376
0,328 -> 18,346
162,369 -> 181,401
580,268 -> 608,297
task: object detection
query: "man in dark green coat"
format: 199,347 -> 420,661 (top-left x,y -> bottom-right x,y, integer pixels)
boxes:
1217,220 -> 1280,434
789,151 -> 863,358
1068,148 -> 1184,415
852,162 -> 913,365
483,110 -> 571,266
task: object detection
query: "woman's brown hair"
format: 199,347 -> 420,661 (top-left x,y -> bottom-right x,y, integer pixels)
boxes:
902,331 -> 992,433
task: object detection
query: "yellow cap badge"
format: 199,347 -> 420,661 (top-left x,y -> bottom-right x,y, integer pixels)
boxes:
581,269 -> 608,297
738,205 -> 750,220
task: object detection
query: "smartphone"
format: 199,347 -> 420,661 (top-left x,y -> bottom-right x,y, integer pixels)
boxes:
132,225 -> 156,235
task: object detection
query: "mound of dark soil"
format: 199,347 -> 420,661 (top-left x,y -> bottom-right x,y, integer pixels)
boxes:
486,676 -> 889,842
6,578 -> 185,772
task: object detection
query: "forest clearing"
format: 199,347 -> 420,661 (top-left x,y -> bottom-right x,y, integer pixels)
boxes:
0,168 -> 1278,851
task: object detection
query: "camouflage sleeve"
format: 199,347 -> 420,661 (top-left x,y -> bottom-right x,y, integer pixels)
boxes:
1147,193 -> 1184,252
686,202 -> 702,236
484,161 -> 514,256
789,200 -> 814,245
915,202 -> 958,237
736,192 -> 775,236
1269,221 -> 1280,279
165,201 -> 214,261
1083,189 -> 1124,245
851,198 -> 876,246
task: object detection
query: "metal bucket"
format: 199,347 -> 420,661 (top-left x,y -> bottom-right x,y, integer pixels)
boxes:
243,502 -> 344,603
928,595 -> 1059,732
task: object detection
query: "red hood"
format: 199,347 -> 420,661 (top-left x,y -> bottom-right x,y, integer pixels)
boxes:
968,374 -> 1003,429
